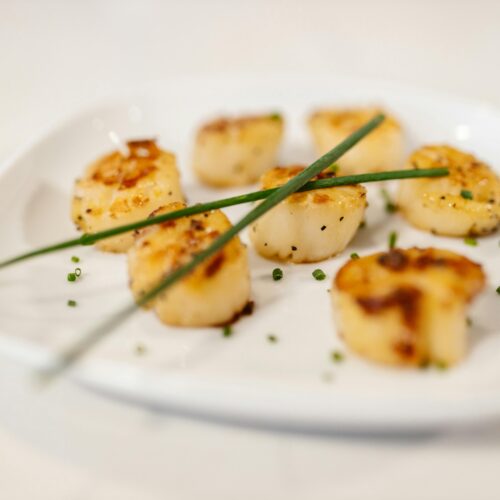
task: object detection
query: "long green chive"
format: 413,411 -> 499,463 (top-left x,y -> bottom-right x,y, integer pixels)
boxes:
67,299 -> 77,307
312,269 -> 326,281
464,237 -> 477,246
388,231 -> 398,249
272,268 -> 283,281
460,189 -> 473,200
222,325 -> 233,337
0,167 -> 448,270
381,188 -> 397,213
331,350 -> 344,363
38,114 -> 388,382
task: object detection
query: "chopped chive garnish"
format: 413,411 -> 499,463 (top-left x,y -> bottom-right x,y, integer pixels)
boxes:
269,113 -> 282,121
312,269 -> 326,281
350,252 -> 360,260
267,334 -> 278,343
467,317 -> 473,326
381,188 -> 397,213
74,267 -> 82,277
331,350 -> 344,363
435,360 -> 448,371
272,268 -> 283,281
464,237 -> 477,246
67,299 -> 77,307
135,343 -> 147,355
222,325 -> 233,337
460,189 -> 473,200
67,273 -> 76,282
359,220 -> 366,229
71,256 -> 80,263
496,286 -> 500,295
388,231 -> 398,249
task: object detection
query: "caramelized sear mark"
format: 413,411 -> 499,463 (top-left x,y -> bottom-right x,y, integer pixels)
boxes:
205,251 -> 226,277
90,139 -> 160,189
312,193 -> 331,204
393,340 -> 416,359
219,300 -> 256,326
356,286 -> 421,329
127,139 -> 160,159
377,249 -> 409,271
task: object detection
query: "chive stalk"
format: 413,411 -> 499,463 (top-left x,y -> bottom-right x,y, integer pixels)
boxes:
0,166 -> 448,270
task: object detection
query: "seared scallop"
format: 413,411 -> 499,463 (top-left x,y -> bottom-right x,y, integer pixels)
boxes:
397,145 -> 500,236
308,107 -> 404,174
128,202 -> 251,327
249,166 -> 367,263
72,139 -> 184,253
333,247 -> 485,367
192,114 -> 284,187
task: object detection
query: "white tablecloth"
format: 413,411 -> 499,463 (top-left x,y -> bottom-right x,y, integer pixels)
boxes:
1,1 -> 500,498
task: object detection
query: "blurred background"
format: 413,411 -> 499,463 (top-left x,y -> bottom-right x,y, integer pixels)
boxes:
1,1 -> 500,499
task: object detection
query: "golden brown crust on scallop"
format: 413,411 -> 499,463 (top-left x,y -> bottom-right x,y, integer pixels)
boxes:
72,139 -> 184,252
260,165 -> 366,206
397,145 -> 500,237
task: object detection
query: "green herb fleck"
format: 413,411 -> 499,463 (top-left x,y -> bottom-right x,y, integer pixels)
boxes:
466,317 -> 473,326
350,252 -> 360,260
359,220 -> 366,229
135,343 -> 147,355
267,334 -> 278,343
435,360 -> 448,371
496,286 -> 500,295
67,299 -> 77,307
269,113 -> 282,121
381,188 -> 397,213
328,163 -> 339,174
67,273 -> 76,282
222,325 -> 233,337
460,189 -> 473,200
388,231 -> 398,249
330,350 -> 344,363
312,269 -> 326,281
464,237 -> 477,246
272,268 -> 283,281
71,256 -> 80,263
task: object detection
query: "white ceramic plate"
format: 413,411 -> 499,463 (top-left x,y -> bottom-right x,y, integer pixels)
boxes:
0,75 -> 499,432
